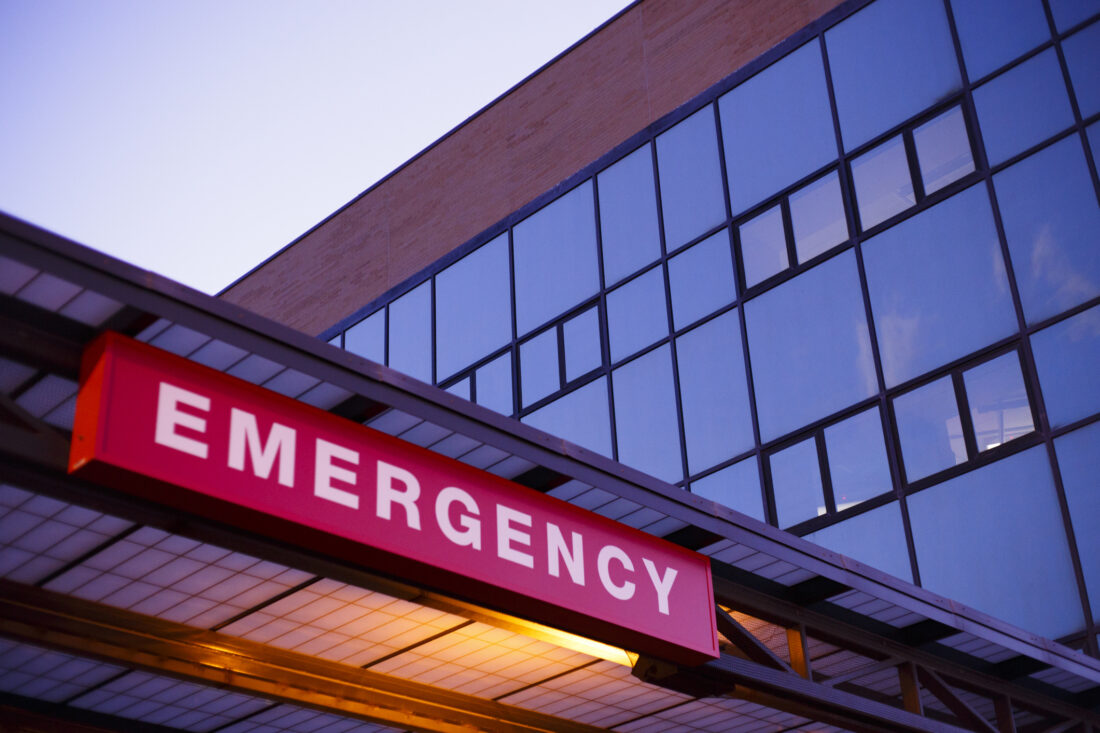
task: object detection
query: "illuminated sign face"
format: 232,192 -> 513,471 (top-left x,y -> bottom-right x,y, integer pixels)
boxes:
70,333 -> 718,665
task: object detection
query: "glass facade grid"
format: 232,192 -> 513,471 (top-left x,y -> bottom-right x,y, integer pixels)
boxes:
323,0 -> 1100,646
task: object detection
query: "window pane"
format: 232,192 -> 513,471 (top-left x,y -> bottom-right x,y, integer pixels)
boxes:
656,106 -> 727,249
1049,0 -> 1098,33
435,233 -> 511,380
824,406 -> 892,509
612,346 -> 683,482
951,0 -> 1050,80
746,250 -> 877,441
563,307 -> 601,382
522,377 -> 611,458
852,136 -> 914,230
513,181 -> 599,335
770,437 -> 825,528
1031,305 -> 1100,427
804,502 -> 912,582
677,311 -> 754,474
327,334 -> 341,347
388,281 -> 431,383
963,353 -> 1034,452
668,229 -> 736,329
598,144 -> 662,285
519,328 -> 559,407
913,107 -> 975,195
790,171 -> 848,263
894,376 -> 966,482
446,377 -> 470,401
691,457 -> 764,522
908,446 -> 1083,640
863,185 -> 1017,386
974,49 -> 1074,165
826,0 -> 961,150
476,352 -> 513,416
739,205 -> 788,287
1054,421 -> 1100,619
344,309 -> 384,363
719,41 -> 837,214
1064,20 -> 1100,120
996,136 -> 1100,323
606,266 -> 668,362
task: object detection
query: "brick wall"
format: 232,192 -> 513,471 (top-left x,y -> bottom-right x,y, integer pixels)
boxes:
222,0 -> 843,335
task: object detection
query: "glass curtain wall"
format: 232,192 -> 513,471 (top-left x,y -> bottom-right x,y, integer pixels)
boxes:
326,0 -> 1100,648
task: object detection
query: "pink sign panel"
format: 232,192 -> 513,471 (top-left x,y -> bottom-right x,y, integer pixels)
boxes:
70,332 -> 718,664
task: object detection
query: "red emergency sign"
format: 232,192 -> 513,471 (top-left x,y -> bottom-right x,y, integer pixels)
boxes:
69,332 -> 718,664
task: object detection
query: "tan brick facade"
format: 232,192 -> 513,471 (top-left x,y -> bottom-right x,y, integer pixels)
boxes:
222,0 -> 843,335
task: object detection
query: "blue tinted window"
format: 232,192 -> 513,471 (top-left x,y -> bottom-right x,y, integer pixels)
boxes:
513,182 -> 599,335
522,377 -> 611,457
1064,20 -> 1100,118
563,307 -> 601,382
677,311 -> 754,474
598,144 -> 662,285
913,107 -> 975,195
974,49 -> 1074,165
476,352 -> 513,416
388,281 -> 431,383
863,186 -> 1016,387
435,234 -> 511,380
804,502 -> 912,582
994,137 -> 1100,322
1049,0 -> 1099,32
612,346 -> 683,482
446,377 -> 470,401
951,0 -> 1050,80
770,437 -> 825,528
692,457 -> 764,522
1054,422 -> 1100,618
826,0 -> 961,150
824,406 -> 892,508
894,376 -> 966,482
606,266 -> 668,362
739,205 -> 788,287
746,250 -> 877,441
1091,122 -> 1100,169
344,309 -> 384,363
656,107 -> 727,249
520,328 -> 559,407
1031,305 -> 1100,427
852,136 -> 914,230
963,353 -> 1034,452
719,41 -> 837,214
789,171 -> 847,263
908,446 -> 1083,639
668,230 -> 736,329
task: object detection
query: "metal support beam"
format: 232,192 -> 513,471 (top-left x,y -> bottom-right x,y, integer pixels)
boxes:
995,695 -> 1018,733
899,661 -> 924,716
715,606 -> 791,672
713,575 -> 1100,727
917,666 -> 998,733
786,623 -> 812,679
0,580 -> 601,733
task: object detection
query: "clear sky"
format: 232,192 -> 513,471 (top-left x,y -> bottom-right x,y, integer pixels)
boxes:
0,1 -> 632,294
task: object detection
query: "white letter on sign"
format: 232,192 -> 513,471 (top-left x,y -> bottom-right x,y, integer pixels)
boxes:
436,487 -> 481,549
155,382 -> 210,459
497,506 -> 534,568
546,523 -> 584,586
377,461 -> 421,530
314,438 -> 359,509
228,408 -> 296,487
597,545 -> 635,601
642,558 -> 678,615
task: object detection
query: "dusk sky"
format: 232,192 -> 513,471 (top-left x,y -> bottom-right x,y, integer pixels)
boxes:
0,1 -> 631,294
